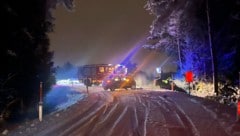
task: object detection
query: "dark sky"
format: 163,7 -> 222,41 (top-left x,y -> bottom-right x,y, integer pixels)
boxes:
49,0 -> 174,73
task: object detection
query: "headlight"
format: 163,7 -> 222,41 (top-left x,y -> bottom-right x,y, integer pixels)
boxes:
123,78 -> 129,82
114,78 -> 119,81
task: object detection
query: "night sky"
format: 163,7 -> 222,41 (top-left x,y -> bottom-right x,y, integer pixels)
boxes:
49,0 -> 175,73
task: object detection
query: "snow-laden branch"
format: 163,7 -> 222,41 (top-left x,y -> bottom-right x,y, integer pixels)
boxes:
46,0 -> 75,22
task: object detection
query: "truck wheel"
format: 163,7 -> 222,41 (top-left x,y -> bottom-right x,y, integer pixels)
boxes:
103,87 -> 108,91
131,84 -> 136,90
110,88 -> 115,91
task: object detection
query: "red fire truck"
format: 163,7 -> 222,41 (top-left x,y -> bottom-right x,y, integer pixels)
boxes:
78,64 -> 128,86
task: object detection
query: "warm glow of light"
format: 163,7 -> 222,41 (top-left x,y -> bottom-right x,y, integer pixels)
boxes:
119,52 -> 155,88
125,78 -> 130,82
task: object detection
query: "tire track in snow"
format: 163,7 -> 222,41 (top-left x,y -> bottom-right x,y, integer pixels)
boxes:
136,94 -> 142,104
133,106 -> 139,128
83,102 -> 120,136
142,101 -> 150,136
69,104 -> 111,136
97,102 -> 119,124
59,103 -> 106,136
106,106 -> 129,136
69,93 -> 118,136
69,114 -> 100,136
189,98 -> 218,119
189,98 -> 232,136
102,103 -> 109,115
131,92 -> 146,136
147,98 -> 170,136
172,102 -> 200,136
36,98 -> 101,136
158,96 -> 200,136
57,92 -> 111,136
134,93 -> 149,136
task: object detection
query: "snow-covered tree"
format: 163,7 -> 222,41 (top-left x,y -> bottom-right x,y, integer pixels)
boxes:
144,0 -> 209,79
144,0 -> 240,94
0,0 -> 75,119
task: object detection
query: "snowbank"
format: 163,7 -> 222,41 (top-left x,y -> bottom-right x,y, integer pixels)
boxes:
44,85 -> 86,113
174,79 -> 215,97
56,93 -> 85,111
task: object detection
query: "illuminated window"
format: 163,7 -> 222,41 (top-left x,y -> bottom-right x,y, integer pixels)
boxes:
99,67 -> 105,73
107,67 -> 114,73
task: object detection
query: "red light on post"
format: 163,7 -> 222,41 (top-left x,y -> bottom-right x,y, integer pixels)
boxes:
185,71 -> 193,83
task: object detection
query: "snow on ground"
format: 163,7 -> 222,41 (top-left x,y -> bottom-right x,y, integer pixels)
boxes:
56,79 -> 82,86
55,92 -> 86,111
174,79 -> 240,99
5,83 -> 240,136
44,84 -> 87,113
174,79 -> 215,97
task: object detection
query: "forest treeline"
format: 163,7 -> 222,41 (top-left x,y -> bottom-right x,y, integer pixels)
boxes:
144,0 -> 240,93
0,0 -> 74,120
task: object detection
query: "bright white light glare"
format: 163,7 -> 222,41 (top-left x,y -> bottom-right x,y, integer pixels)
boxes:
56,79 -> 80,86
156,67 -> 161,73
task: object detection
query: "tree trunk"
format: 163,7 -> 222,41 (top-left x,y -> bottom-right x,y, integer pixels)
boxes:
206,0 -> 218,95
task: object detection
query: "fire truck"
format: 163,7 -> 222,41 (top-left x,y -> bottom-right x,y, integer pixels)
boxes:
78,64 -> 114,86
78,64 -> 128,86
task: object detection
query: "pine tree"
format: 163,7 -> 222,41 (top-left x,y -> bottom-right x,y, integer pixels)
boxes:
0,0 -> 75,118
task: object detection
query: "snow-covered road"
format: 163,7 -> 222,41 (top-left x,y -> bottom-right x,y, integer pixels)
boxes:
9,87 -> 240,136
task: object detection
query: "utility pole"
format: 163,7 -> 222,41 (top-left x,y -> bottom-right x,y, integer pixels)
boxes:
177,23 -> 183,74
206,0 -> 218,95
177,36 -> 183,74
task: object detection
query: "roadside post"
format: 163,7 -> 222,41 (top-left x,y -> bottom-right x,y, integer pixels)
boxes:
86,83 -> 89,94
171,74 -> 174,91
185,71 -> 193,95
171,81 -> 174,91
39,82 -> 43,122
84,78 -> 91,94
